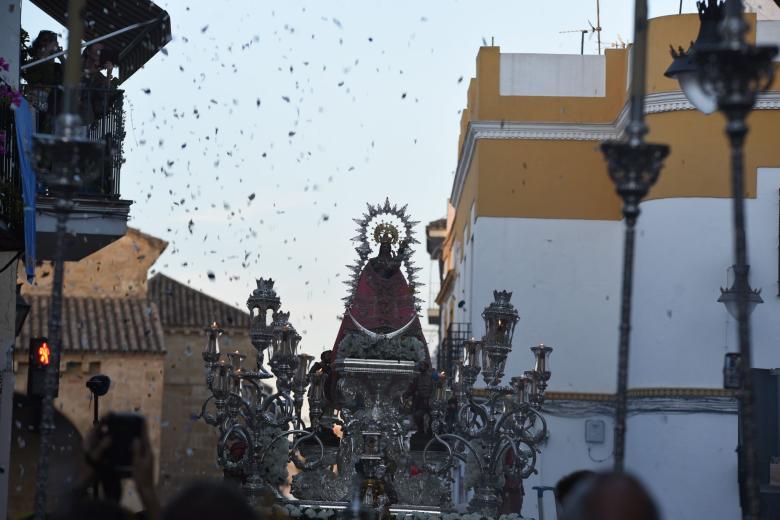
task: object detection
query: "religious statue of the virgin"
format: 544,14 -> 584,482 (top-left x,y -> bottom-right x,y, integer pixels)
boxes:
331,198 -> 429,364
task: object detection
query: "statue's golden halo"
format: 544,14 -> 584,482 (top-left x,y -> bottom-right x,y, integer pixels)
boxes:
373,222 -> 399,245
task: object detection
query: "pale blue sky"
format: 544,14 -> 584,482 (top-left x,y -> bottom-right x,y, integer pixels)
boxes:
22,0 -> 692,356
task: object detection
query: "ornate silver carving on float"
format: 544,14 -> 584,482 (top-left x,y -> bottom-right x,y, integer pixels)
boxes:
197,201 -> 552,518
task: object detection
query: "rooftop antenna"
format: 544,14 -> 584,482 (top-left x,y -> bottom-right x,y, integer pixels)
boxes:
607,34 -> 628,49
595,0 -> 602,54
559,28 -> 591,54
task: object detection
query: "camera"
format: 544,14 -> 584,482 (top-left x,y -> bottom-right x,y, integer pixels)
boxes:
95,412 -> 145,477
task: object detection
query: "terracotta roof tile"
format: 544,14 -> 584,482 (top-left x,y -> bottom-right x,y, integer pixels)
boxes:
147,273 -> 250,330
17,296 -> 165,354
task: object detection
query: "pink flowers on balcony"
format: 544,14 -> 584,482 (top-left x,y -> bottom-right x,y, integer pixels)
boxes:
0,84 -> 21,108
0,56 -> 21,109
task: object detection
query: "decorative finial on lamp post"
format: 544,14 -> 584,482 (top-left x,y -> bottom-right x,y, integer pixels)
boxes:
718,265 -> 763,319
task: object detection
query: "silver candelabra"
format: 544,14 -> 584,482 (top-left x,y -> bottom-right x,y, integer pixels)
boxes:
198,279 -> 324,502
424,291 -> 552,517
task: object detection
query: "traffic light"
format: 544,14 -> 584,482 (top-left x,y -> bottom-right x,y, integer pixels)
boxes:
28,337 -> 58,399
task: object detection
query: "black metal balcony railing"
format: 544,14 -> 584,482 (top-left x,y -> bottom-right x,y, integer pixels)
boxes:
22,84 -> 125,197
0,100 -> 23,236
439,321 -> 471,385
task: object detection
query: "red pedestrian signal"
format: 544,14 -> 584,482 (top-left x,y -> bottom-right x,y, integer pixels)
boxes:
28,337 -> 58,398
37,342 -> 50,366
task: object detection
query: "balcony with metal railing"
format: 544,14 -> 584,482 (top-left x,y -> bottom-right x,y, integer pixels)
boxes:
0,83 -> 132,259
0,97 -> 23,250
23,84 -> 125,197
438,321 -> 471,383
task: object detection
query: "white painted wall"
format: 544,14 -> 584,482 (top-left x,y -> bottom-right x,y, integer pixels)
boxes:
469,216 -> 623,393
757,20 -> 780,59
451,167 -> 780,518
522,414 -> 616,519
0,0 -> 20,88
748,1 -> 780,21
626,413 -> 740,520
499,54 -> 606,98
459,215 -> 622,518
632,167 -> 780,389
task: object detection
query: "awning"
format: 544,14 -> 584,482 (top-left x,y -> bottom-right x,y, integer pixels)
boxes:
29,0 -> 171,84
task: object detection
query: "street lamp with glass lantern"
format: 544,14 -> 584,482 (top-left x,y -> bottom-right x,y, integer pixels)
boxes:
480,290 -> 519,386
664,0 -> 724,114
665,2 -> 777,516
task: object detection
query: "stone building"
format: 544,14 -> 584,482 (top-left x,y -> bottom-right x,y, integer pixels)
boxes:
9,228 -> 168,516
148,272 -> 252,501
8,227 -> 259,515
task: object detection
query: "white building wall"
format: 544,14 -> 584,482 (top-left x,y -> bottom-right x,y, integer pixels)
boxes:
619,167 -> 780,520
464,216 -> 622,517
631,167 -> 780,389
522,413 -> 616,518
470,216 -> 623,393
626,413 -> 740,520
458,169 -> 780,518
499,54 -> 606,98
0,1 -> 20,88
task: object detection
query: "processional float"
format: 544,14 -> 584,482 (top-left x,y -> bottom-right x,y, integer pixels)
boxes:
198,199 -> 552,519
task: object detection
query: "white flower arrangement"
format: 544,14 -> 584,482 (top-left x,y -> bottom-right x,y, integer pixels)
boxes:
282,504 -> 337,518
397,513 -> 525,520
337,333 -> 425,362
258,425 -> 289,486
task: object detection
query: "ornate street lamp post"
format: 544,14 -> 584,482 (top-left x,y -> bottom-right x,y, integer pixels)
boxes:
600,0 -> 668,473
32,1 -> 105,517
665,2 -> 777,517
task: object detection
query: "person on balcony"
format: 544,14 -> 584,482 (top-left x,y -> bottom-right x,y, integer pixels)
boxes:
80,43 -> 117,125
23,30 -> 63,133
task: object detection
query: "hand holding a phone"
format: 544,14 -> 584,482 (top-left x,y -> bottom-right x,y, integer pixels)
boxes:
81,412 -> 160,520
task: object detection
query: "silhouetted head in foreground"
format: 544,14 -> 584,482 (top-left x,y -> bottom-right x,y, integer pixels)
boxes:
163,480 -> 258,520
555,469 -> 596,511
560,471 -> 660,520
53,497 -> 133,520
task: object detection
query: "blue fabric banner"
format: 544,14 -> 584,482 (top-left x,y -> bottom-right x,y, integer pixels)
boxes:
13,97 -> 36,283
